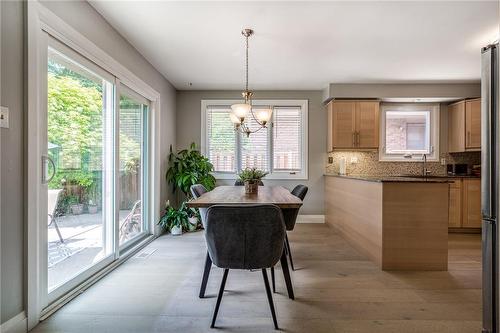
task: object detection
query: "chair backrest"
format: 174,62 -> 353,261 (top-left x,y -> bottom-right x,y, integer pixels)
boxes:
190,184 -> 208,228
205,205 -> 285,270
282,185 -> 309,231
291,184 -> 308,201
48,189 -> 62,224
234,179 -> 264,186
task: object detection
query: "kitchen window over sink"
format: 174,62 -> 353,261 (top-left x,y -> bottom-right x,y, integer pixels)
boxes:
201,99 -> 308,179
379,103 -> 440,162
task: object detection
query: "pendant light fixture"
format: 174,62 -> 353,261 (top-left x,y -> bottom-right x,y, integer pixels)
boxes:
230,29 -> 273,137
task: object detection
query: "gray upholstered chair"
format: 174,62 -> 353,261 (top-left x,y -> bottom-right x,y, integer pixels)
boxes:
205,204 -> 286,329
271,185 -> 308,292
234,179 -> 264,186
190,184 -> 212,298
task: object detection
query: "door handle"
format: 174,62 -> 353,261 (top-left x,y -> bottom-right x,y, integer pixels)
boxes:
42,155 -> 56,184
467,131 -> 471,146
352,132 -> 356,147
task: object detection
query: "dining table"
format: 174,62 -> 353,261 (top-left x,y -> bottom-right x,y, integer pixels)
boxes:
187,185 -> 303,300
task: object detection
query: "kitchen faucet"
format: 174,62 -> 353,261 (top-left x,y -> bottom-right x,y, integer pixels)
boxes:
422,154 -> 431,177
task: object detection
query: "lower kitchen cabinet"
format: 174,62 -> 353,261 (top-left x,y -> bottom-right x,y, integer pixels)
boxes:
448,178 -> 481,230
448,180 -> 462,228
462,179 -> 482,228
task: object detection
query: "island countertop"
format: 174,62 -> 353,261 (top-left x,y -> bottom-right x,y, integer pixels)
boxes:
323,173 -> 452,183
325,175 -> 449,271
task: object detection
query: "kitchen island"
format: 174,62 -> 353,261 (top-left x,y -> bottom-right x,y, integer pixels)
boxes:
325,174 -> 450,271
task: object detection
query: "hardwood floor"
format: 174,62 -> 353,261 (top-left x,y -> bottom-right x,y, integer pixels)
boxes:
32,224 -> 482,333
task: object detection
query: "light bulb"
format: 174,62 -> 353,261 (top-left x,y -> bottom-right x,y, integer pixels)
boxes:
231,103 -> 250,119
255,108 -> 272,124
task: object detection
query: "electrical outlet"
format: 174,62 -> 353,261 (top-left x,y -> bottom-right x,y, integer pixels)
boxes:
0,106 -> 9,129
440,158 -> 446,166
328,157 -> 333,164
350,156 -> 358,164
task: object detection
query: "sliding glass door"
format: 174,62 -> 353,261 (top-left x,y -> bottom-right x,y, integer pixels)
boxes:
118,88 -> 149,247
44,37 -> 151,303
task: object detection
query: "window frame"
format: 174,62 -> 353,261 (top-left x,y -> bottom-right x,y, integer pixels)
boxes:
379,103 -> 440,162
201,99 -> 308,180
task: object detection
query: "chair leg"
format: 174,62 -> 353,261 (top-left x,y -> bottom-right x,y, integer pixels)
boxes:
285,234 -> 294,271
53,219 -> 64,244
280,248 -> 295,300
262,269 -> 279,330
199,251 -> 212,298
211,268 -> 229,328
271,266 -> 275,293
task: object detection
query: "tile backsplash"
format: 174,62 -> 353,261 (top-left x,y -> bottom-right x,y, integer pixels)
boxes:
326,151 -> 481,176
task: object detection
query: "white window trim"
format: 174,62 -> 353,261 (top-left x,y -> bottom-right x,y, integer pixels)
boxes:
379,103 -> 440,162
201,99 -> 308,180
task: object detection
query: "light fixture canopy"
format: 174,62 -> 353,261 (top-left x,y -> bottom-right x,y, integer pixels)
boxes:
229,28 -> 271,137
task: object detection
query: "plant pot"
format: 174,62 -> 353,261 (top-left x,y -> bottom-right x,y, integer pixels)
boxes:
88,205 -> 98,214
171,225 -> 183,236
244,180 -> 259,194
70,203 -> 84,215
188,217 -> 198,230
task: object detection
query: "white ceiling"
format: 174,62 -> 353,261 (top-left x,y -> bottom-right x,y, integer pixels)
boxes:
90,1 -> 499,90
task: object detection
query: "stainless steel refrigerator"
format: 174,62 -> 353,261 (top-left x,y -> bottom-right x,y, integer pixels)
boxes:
482,42 -> 499,333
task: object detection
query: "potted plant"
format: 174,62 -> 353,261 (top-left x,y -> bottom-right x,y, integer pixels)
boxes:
158,201 -> 189,236
166,143 -> 216,199
187,207 -> 201,231
238,168 -> 268,194
163,143 -> 216,231
67,195 -> 84,215
87,200 -> 98,214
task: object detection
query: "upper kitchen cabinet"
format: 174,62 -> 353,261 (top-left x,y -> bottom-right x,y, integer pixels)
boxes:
327,100 -> 379,151
448,98 -> 481,153
465,98 -> 481,149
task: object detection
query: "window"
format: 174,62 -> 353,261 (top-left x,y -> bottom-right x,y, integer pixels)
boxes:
379,103 -> 440,161
202,100 -> 308,179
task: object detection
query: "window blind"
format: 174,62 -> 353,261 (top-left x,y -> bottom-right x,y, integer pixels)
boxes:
240,111 -> 269,171
273,107 -> 301,171
207,106 -> 236,172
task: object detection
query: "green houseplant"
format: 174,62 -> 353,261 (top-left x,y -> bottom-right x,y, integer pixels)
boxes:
238,168 -> 268,194
166,143 -> 216,199
163,143 -> 216,231
158,201 -> 190,235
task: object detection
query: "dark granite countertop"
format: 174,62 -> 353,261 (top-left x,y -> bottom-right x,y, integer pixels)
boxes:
324,174 -> 456,183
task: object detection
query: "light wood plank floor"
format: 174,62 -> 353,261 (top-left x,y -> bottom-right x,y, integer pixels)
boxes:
32,224 -> 482,333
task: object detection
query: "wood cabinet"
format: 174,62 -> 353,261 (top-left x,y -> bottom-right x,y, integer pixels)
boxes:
448,180 -> 462,228
448,98 -> 481,152
448,102 -> 466,153
462,179 -> 482,228
356,101 -> 380,148
448,178 -> 481,229
465,99 -> 481,149
327,100 -> 379,150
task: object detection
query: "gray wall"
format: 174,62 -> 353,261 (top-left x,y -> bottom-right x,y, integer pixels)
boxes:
1,0 -> 25,323
176,90 -> 326,215
1,0 -> 176,324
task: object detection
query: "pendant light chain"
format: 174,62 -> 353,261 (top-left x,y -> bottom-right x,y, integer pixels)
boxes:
230,28 -> 272,137
245,33 -> 249,93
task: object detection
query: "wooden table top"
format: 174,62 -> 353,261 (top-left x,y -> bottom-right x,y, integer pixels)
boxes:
186,186 -> 303,209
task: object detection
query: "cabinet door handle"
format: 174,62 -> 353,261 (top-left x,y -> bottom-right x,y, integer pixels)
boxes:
467,131 -> 471,146
356,132 -> 360,146
352,132 -> 356,147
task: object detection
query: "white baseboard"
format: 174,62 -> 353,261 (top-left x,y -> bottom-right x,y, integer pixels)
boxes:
0,311 -> 27,333
297,214 -> 325,223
